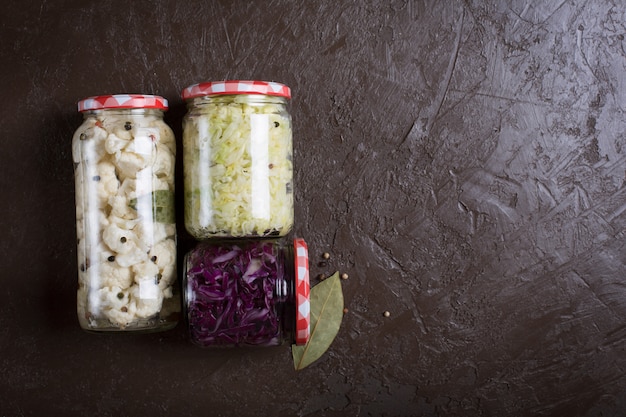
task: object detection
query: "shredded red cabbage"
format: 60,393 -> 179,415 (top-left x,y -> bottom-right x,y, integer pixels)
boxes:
185,241 -> 285,347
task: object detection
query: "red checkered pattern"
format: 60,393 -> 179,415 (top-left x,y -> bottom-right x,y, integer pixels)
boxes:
294,238 -> 310,345
181,80 -> 291,100
78,94 -> 168,112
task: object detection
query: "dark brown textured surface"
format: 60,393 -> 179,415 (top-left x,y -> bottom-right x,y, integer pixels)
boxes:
1,1 -> 626,416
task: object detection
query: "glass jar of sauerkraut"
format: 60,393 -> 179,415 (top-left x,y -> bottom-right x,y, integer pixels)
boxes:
181,80 -> 294,239
183,238 -> 310,347
72,94 -> 179,332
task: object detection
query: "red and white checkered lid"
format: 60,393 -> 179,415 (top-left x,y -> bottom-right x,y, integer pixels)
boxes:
181,80 -> 291,100
293,238 -> 310,346
77,94 -> 168,112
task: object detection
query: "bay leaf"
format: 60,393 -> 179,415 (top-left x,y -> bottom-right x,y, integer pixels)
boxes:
129,189 -> 175,224
292,271 -> 344,370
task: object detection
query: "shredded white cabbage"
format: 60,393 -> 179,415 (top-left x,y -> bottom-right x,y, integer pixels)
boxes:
183,98 -> 294,238
73,111 -> 178,331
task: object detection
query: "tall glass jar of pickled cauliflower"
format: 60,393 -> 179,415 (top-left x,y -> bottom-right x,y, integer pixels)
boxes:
72,94 -> 179,332
181,80 -> 294,239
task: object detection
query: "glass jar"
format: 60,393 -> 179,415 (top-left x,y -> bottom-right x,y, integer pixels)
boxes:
183,238 -> 310,347
72,94 -> 179,332
181,80 -> 294,239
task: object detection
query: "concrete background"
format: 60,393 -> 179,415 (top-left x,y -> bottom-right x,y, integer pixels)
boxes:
1,1 -> 625,416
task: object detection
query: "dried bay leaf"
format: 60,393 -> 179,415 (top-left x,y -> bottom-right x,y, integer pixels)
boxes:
292,271 -> 344,370
129,189 -> 175,223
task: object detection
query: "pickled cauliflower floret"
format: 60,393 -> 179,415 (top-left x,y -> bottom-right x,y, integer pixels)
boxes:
105,132 -> 128,155
104,301 -> 138,327
74,124 -> 108,164
135,221 -> 169,250
154,147 -> 174,184
98,286 -> 130,310
109,194 -> 136,219
108,213 -> 139,231
149,239 -> 177,288
102,223 -> 136,254
116,149 -> 152,179
150,239 -> 176,270
100,262 -> 133,289
132,261 -> 160,283
115,244 -> 149,268
73,110 -> 178,330
157,123 -> 176,155
130,282 -> 163,318
94,161 -> 120,200
112,127 -> 132,141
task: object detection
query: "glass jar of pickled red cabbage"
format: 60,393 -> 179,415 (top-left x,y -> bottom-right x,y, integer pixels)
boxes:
183,238 -> 310,347
181,80 -> 294,239
72,94 -> 179,332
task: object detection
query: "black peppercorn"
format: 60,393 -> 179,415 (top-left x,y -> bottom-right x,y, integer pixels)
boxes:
92,175 -> 101,181
107,255 -> 115,262
79,259 -> 90,271
151,256 -> 157,263
117,292 -> 124,299
274,121 -> 280,127
124,121 -> 132,130
120,237 -> 127,243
